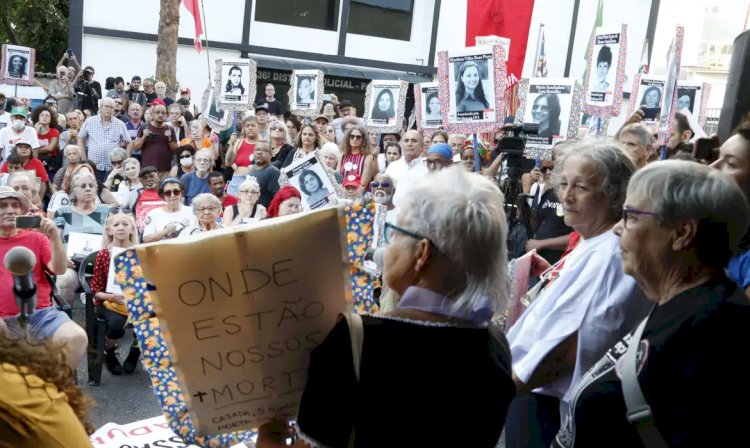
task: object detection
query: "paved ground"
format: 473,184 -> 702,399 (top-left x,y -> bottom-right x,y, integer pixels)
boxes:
70,304 -> 162,429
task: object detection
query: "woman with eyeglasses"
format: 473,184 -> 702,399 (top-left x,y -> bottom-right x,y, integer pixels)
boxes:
103,148 -> 129,191
179,193 -> 224,237
322,124 -> 337,144
54,170 -> 112,306
90,212 -> 141,376
339,126 -> 376,191
226,116 -> 259,196
269,121 -> 294,169
505,141 -> 652,448
52,144 -> 83,192
223,178 -> 267,225
257,166 -> 516,447
142,178 -> 196,243
169,145 -> 195,179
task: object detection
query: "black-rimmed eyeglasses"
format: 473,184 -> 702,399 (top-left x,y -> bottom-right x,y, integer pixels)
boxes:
384,222 -> 440,252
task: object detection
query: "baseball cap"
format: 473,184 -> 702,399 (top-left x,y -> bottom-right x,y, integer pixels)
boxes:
314,114 -> 329,123
149,98 -> 166,107
139,166 -> 158,178
83,66 -> 95,74
343,174 -> 361,188
0,186 -> 29,214
254,102 -> 269,112
13,138 -> 32,148
132,75 -> 142,82
338,100 -> 353,109
180,87 -> 191,95
10,106 -> 27,118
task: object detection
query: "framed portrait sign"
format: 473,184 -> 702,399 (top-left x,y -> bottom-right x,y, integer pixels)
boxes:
214,58 -> 256,111
415,82 -> 442,133
66,232 -> 102,260
200,85 -> 232,132
1,44 -> 35,85
363,80 -> 407,133
627,75 -> 666,123
516,78 -> 582,156
281,152 -> 340,211
677,80 -> 710,127
583,25 -> 628,117
658,26 -> 685,145
438,45 -> 507,134
288,69 -> 324,117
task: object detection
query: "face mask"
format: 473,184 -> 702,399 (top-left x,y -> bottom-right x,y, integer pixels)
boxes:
180,157 -> 193,167
12,119 -> 25,131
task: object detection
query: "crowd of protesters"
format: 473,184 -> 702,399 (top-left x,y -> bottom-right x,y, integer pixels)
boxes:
1,51 -> 749,446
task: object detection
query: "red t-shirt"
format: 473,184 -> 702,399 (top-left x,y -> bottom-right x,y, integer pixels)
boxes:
222,194 -> 238,209
134,189 -> 166,233
0,158 -> 50,182
38,128 -> 61,157
235,140 -> 255,168
0,230 -> 53,318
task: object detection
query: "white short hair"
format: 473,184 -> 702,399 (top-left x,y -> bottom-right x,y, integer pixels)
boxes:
398,166 -> 509,314
239,178 -> 260,193
190,193 -> 221,211
319,142 -> 341,162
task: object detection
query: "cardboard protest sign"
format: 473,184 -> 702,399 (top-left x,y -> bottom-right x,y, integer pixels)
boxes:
133,207 -> 350,436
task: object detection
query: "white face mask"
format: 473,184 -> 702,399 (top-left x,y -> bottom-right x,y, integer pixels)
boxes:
12,119 -> 25,131
180,157 -> 193,167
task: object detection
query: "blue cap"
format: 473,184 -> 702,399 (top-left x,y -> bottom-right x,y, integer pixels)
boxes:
427,143 -> 453,160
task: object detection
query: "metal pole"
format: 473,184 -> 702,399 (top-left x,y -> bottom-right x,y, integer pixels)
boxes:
200,0 -> 212,82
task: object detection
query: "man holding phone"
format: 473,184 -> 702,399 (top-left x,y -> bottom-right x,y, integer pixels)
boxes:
0,186 -> 87,368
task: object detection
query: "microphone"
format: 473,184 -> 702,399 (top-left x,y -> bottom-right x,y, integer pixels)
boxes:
4,247 -> 37,320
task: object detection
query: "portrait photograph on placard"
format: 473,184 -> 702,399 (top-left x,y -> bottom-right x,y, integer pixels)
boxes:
586,30 -> 621,108
363,80 -> 406,132
520,78 -> 579,148
2,44 -> 35,85
634,76 -> 665,121
447,47 -> 496,124
202,88 -> 229,130
66,232 -> 102,260
289,69 -> 324,117
420,82 -> 442,129
676,82 -> 702,115
281,152 -> 339,211
215,58 -> 256,110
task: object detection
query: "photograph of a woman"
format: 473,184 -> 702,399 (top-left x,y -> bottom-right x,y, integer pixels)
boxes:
455,60 -> 490,112
639,86 -> 662,109
296,75 -> 315,106
371,88 -> 396,122
677,88 -> 696,113
531,93 -> 561,137
225,65 -> 245,95
6,54 -> 27,79
425,92 -> 441,121
593,45 -> 612,92
299,169 -> 330,208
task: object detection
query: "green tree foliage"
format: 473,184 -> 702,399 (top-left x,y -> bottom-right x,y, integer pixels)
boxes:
0,0 -> 69,73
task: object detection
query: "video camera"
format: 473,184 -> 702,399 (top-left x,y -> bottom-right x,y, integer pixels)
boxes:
496,122 -> 538,182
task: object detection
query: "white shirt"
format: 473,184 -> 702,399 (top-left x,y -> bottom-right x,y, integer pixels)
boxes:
391,156 -> 428,208
0,126 -> 40,160
142,206 -> 196,239
0,113 -> 11,130
507,230 -> 651,408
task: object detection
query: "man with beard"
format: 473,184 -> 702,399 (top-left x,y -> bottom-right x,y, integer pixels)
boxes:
129,166 -> 166,236
370,173 -> 397,248
125,76 -> 148,109
133,103 -> 176,177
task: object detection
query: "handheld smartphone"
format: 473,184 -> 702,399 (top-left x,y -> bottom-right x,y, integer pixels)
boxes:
693,136 -> 720,160
323,93 -> 332,101
16,216 -> 41,229
642,107 -> 661,120
66,48 -> 73,58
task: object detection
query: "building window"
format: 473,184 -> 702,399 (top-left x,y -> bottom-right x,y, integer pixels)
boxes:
348,0 -> 414,41
255,0 -> 340,31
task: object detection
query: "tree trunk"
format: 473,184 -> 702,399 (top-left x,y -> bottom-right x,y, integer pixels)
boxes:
156,0 -> 180,99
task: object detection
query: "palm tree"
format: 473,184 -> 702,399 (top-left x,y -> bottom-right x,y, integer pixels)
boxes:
156,0 -> 180,98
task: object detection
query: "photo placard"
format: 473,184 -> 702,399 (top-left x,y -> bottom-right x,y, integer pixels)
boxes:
658,26 -> 685,145
281,152 -> 340,211
1,44 -> 35,86
66,232 -> 102,260
105,247 -> 127,295
214,58 -> 257,111
201,85 -> 232,132
363,80 -> 407,134
288,70 -> 324,118
437,45 -> 507,134
516,78 -> 582,155
583,25 -> 628,117
415,82 -> 442,134
627,74 -> 666,122
677,80 -> 710,127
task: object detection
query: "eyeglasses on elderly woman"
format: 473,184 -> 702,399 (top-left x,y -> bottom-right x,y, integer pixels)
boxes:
622,206 -> 657,229
384,222 -> 441,252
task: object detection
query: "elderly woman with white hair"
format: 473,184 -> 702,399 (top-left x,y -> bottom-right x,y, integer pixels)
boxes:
223,178 -> 267,225
257,166 -> 516,447
54,170 -> 111,306
180,193 -> 224,237
319,142 -> 343,184
553,161 -> 750,447
505,141 -> 651,448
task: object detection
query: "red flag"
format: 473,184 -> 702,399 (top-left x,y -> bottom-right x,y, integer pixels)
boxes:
182,0 -> 203,53
466,0 -> 536,80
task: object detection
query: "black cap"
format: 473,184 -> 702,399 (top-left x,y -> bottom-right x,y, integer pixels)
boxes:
132,75 -> 142,81
337,100 -> 353,109
254,102 -> 269,112
139,166 -> 158,177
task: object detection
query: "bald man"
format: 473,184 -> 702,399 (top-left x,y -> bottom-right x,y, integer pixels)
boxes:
78,96 -> 132,182
388,130 -> 429,207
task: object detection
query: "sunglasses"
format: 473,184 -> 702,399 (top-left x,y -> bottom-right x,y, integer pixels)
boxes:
349,134 -> 363,140
271,126 -> 284,131
540,166 -> 553,173
162,189 -> 182,197
111,160 -> 123,166
370,181 -> 392,189
109,206 -> 132,214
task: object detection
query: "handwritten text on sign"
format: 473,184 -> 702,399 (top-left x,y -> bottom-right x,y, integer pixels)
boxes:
136,207 -> 350,436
